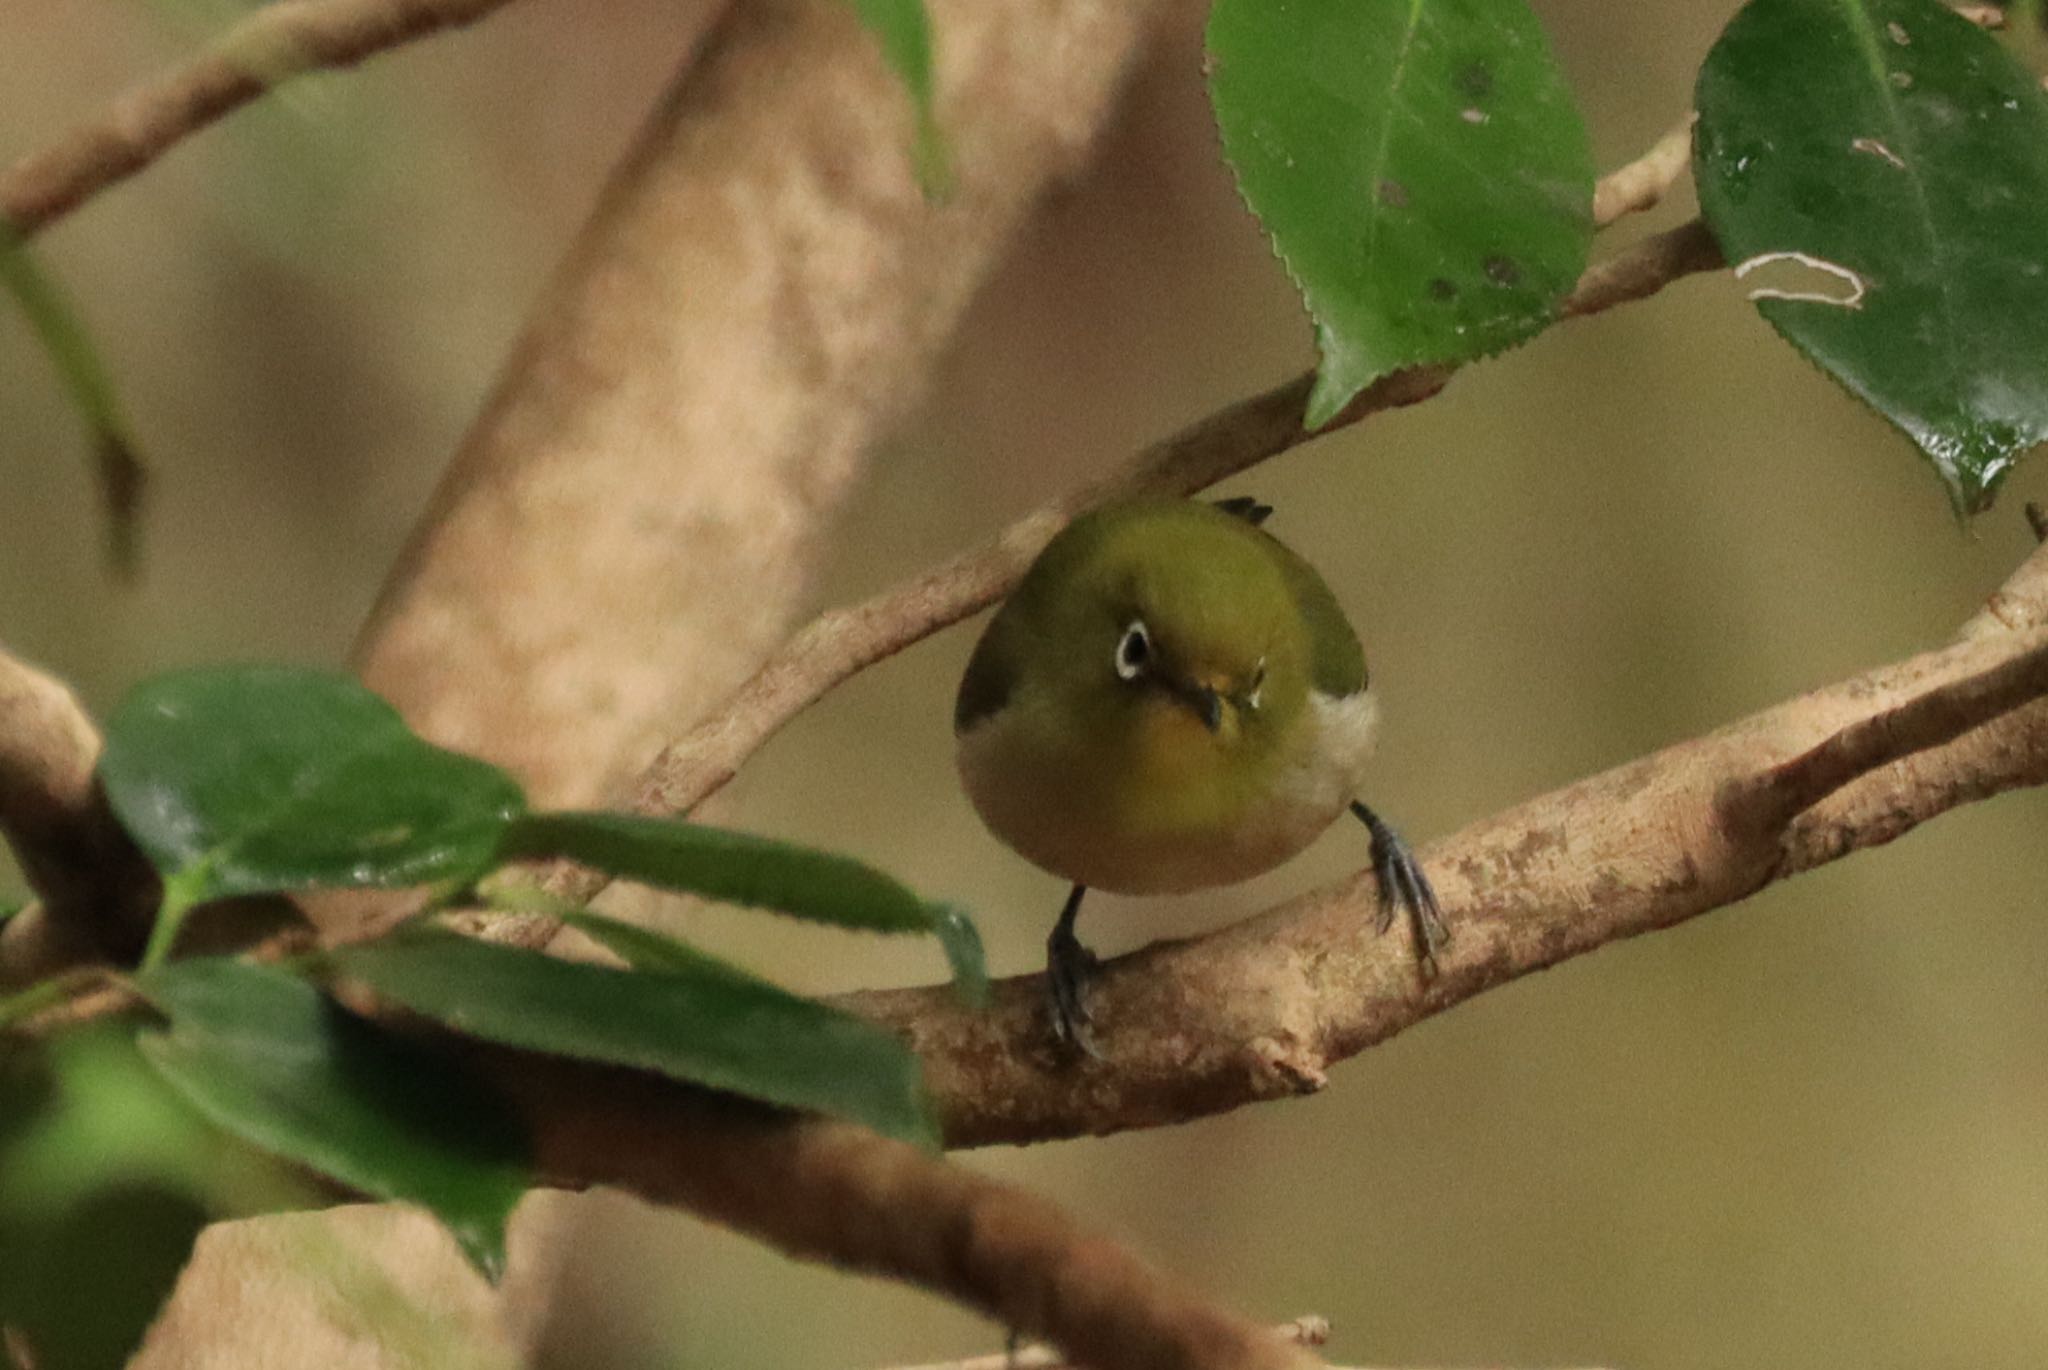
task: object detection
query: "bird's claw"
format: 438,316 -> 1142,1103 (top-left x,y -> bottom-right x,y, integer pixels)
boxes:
1046,924 -> 1103,1059
1353,802 -> 1450,978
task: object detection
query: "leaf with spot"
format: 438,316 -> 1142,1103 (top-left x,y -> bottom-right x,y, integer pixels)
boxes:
98,667 -> 527,966
1207,0 -> 1595,428
1695,0 -> 2048,514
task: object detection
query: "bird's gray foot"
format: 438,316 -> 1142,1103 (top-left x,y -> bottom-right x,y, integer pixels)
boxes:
1351,801 -> 1449,977
1046,883 -> 1102,1058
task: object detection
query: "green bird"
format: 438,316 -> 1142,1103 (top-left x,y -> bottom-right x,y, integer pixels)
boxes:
954,496 -> 1448,1052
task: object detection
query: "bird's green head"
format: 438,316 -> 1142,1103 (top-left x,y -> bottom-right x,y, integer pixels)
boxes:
961,500 -> 1319,767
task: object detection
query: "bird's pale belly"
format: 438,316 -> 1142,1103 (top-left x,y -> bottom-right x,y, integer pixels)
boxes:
957,691 -> 1379,894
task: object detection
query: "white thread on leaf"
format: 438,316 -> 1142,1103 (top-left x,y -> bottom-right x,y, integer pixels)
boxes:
1734,251 -> 1867,309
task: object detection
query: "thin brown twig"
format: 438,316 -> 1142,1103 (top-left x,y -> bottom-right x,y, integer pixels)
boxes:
879,1316 -> 1329,1370
1590,113 -> 1696,227
0,0 -> 523,238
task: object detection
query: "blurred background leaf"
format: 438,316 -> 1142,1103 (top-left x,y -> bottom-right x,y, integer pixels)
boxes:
0,229 -> 146,575
0,1024 -> 314,1370
1694,0 -> 2048,514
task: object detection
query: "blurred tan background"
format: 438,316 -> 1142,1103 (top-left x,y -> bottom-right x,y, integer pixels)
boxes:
6,2 -> 2048,1368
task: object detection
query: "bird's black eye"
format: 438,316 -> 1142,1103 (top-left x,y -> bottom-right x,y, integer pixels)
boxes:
1114,620 -> 1150,681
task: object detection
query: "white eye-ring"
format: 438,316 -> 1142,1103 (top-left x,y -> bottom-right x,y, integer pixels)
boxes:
1114,620 -> 1151,681
1247,658 -> 1267,711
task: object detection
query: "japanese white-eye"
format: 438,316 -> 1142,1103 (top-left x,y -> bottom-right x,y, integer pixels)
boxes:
954,496 -> 1446,1052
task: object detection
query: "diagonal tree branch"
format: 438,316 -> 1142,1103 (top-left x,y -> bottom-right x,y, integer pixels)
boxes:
351,0 -> 1180,820
498,1056 -> 1321,1370
842,545 -> 2048,1147
0,0 -> 525,238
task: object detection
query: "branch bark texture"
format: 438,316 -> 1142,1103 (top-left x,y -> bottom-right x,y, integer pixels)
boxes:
0,0 -> 522,237
352,0 -> 1175,808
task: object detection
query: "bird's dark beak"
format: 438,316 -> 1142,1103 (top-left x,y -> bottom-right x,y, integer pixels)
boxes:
1168,679 -> 1225,732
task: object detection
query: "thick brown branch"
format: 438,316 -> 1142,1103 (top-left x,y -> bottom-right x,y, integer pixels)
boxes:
0,0 -> 521,238
479,1053 -> 1319,1370
0,644 -> 156,977
353,0 -> 1176,820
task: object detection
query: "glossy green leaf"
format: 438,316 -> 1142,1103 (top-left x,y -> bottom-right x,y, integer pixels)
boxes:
136,958 -> 529,1280
504,812 -> 987,1000
1695,0 -> 2048,514
99,667 -> 526,964
1208,0 -> 1595,428
333,928 -> 935,1147
0,224 -> 147,574
848,0 -> 948,195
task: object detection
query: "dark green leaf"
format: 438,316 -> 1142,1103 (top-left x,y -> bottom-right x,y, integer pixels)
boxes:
1208,0 -> 1595,427
99,667 -> 526,964
848,0 -> 948,195
333,929 -> 936,1147
503,812 -> 986,1000
1695,0 -> 2048,514
136,958 -> 529,1280
0,224 -> 147,575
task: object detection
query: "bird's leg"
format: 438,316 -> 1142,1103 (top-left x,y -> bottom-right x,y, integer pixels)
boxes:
1046,883 -> 1102,1057
1351,801 -> 1449,977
